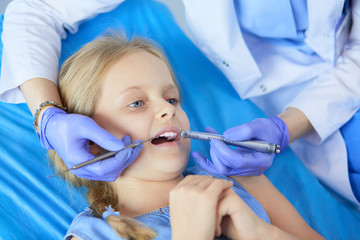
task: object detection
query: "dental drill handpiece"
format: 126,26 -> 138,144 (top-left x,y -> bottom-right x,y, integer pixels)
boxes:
180,130 -> 280,154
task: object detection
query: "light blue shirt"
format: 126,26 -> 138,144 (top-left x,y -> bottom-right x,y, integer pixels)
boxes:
235,0 -> 308,42
64,166 -> 270,240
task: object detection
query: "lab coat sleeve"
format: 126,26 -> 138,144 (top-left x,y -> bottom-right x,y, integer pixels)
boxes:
287,0 -> 360,144
0,0 -> 124,103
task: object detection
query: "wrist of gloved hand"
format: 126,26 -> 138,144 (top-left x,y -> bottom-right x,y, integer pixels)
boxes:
268,116 -> 289,153
39,107 -> 67,150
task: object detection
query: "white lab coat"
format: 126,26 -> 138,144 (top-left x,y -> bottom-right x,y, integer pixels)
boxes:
1,0 -> 359,206
183,0 -> 360,207
0,0 -> 124,102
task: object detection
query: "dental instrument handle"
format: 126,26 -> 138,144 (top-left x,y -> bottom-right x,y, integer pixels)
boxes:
48,137 -> 155,178
181,130 -> 280,154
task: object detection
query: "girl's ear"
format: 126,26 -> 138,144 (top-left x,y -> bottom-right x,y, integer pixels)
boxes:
89,141 -> 104,155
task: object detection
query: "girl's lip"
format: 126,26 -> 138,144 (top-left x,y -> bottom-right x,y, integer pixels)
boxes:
154,126 -> 181,140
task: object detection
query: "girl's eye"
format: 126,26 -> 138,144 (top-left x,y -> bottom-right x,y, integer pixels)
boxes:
129,100 -> 144,108
167,98 -> 178,105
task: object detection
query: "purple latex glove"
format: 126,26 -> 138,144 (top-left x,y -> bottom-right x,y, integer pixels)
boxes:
192,116 -> 289,176
39,107 -> 142,181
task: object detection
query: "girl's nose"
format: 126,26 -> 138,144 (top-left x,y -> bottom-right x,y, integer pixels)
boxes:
155,100 -> 176,120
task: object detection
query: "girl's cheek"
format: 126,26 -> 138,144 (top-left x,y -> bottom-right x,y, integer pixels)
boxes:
124,117 -> 151,138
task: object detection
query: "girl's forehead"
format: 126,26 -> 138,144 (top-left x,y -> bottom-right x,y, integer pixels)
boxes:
102,51 -> 176,90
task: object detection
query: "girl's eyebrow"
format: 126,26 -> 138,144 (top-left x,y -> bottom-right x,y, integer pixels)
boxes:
120,83 -> 177,94
163,84 -> 178,92
119,86 -> 142,94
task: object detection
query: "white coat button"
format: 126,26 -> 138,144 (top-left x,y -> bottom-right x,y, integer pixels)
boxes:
222,61 -> 229,67
260,84 -> 267,92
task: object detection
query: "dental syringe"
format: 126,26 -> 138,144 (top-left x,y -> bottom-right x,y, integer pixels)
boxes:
180,130 -> 280,154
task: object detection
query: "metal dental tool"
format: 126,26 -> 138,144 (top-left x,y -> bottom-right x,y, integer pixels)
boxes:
48,136 -> 156,178
180,130 -> 280,154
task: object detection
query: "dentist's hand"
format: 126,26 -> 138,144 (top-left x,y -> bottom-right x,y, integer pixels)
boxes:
192,116 -> 289,176
39,107 -> 142,181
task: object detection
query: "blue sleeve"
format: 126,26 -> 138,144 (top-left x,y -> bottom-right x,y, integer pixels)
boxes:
64,209 -> 124,240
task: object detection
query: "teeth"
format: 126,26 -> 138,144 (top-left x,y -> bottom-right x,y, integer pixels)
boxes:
159,132 -> 177,140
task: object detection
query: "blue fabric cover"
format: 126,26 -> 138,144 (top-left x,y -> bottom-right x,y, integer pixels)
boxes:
0,0 -> 359,239
341,110 -> 360,201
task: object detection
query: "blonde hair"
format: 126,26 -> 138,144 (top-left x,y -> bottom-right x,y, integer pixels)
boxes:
49,34 -> 177,239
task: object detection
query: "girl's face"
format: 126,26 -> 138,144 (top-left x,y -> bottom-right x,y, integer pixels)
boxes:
92,50 -> 191,181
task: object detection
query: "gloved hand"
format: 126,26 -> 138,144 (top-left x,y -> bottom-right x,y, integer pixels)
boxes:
39,107 -> 142,181
192,116 -> 289,176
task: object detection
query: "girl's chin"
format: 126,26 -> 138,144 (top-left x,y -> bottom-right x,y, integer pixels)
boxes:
128,151 -> 190,175
151,160 -> 188,177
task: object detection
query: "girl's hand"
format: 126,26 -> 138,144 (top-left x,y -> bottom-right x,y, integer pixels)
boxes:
169,175 -> 233,240
215,188 -> 265,239
216,188 -> 299,240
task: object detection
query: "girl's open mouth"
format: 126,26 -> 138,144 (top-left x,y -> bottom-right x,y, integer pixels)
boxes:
151,127 -> 181,146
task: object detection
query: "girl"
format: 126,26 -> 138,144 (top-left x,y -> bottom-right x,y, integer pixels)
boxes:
49,34 -> 323,239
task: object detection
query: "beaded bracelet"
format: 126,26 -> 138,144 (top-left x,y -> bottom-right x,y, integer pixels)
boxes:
33,101 -> 66,135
